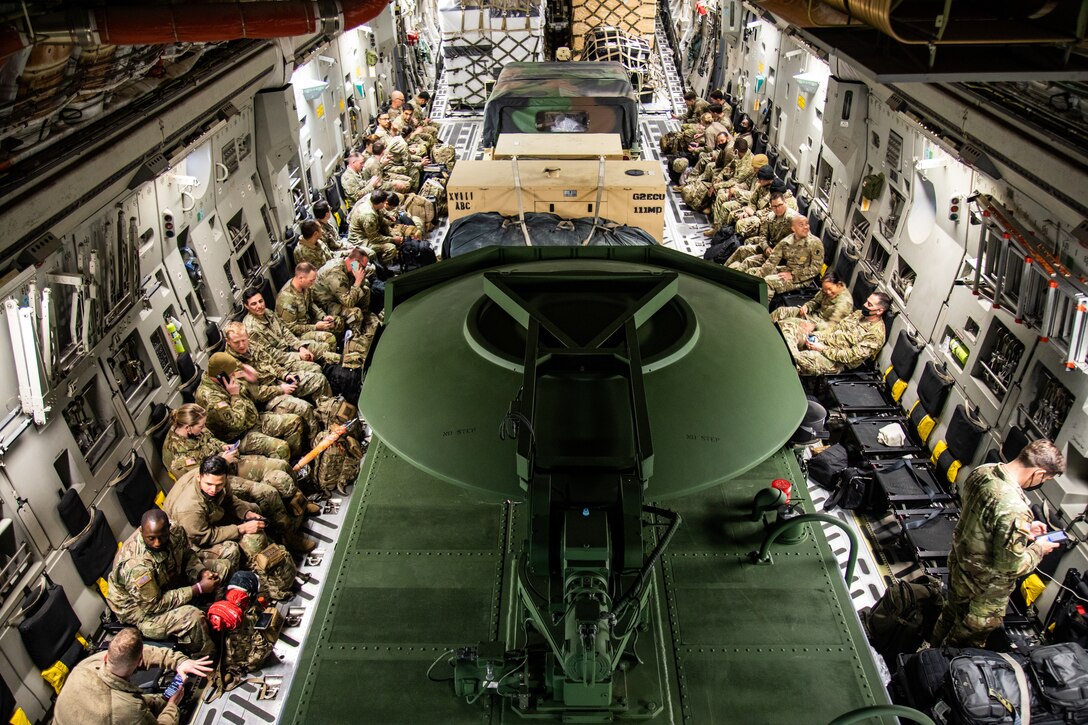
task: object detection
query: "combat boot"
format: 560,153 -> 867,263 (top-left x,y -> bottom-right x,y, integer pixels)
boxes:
284,530 -> 317,556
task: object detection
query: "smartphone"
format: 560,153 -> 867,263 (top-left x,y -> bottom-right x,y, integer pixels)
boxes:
217,373 -> 231,386
351,261 -> 361,273
1038,530 -> 1068,543
254,611 -> 274,631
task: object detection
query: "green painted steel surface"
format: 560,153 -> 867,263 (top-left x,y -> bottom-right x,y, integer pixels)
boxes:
359,249 -> 807,500
281,443 -> 891,724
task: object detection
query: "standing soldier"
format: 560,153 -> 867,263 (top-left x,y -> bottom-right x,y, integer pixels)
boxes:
194,353 -> 305,459
932,440 -> 1064,647
107,509 -> 230,658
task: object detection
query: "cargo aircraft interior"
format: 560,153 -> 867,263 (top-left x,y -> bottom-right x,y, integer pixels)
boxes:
0,0 -> 1086,723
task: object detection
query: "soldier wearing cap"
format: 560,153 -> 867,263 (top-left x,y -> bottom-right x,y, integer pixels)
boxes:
107,509 -> 229,659
194,352 -> 304,459
932,440 -> 1065,647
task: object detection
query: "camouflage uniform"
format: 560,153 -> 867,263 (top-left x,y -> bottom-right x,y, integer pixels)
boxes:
106,526 -> 231,658
219,609 -> 275,679
726,211 -> 796,267
779,311 -> 886,375
745,231 -> 823,299
385,138 -> 422,190
350,207 -> 400,265
51,646 -> 188,725
734,184 -> 774,237
341,166 -> 366,208
276,280 -> 344,340
293,239 -> 333,271
682,98 -> 711,123
161,428 -> 296,499
770,288 -> 855,328
313,259 -> 380,357
244,310 -> 338,367
194,373 -> 304,458
226,345 -> 330,405
931,464 -> 1045,647
164,470 -> 297,601
319,218 -> 347,252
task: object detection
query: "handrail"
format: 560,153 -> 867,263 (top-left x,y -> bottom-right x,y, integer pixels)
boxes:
751,512 -> 858,585
828,704 -> 936,725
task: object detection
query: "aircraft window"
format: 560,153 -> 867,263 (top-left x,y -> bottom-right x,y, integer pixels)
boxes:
536,111 -> 588,133
842,90 -> 853,120
972,320 -> 1024,401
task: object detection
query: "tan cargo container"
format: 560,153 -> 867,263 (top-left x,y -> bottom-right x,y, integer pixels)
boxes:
493,133 -> 626,161
447,159 -> 665,242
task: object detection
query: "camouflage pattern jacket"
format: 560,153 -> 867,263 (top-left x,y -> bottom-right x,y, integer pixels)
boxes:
52,646 -> 187,725
294,240 -> 332,270
683,98 -> 710,122
949,463 -> 1044,598
163,469 -> 259,548
162,428 -> 228,480
225,347 -> 294,405
757,232 -> 823,283
341,166 -> 366,207
319,218 -> 346,252
276,282 -> 329,336
194,374 -> 259,442
802,289 -> 856,329
313,259 -> 369,317
817,311 -> 886,367
107,526 -> 204,624
757,212 -> 797,246
244,311 -> 305,356
349,208 -> 397,249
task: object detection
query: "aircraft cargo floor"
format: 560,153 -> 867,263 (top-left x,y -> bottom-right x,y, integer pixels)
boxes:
280,440 -> 891,724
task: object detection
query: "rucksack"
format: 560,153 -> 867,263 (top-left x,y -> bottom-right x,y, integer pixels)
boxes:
401,192 -> 436,233
861,172 -> 886,200
892,647 -> 952,712
823,467 -> 877,512
1029,642 -> 1088,720
703,225 -> 740,264
862,574 -> 944,660
399,240 -> 437,271
807,443 -> 848,489
946,649 -> 1029,725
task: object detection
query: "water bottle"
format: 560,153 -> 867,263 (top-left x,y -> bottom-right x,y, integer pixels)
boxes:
166,320 -> 185,354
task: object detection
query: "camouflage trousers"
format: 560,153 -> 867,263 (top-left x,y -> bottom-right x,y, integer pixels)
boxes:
680,178 -> 712,211
371,241 -> 399,266
777,318 -> 843,376
726,244 -> 767,269
745,268 -> 808,300
236,456 -> 297,498
712,194 -> 742,228
931,593 -> 1007,648
230,477 -> 295,534
135,605 -> 216,658
265,396 -> 320,449
239,411 -> 304,459
736,214 -> 762,238
288,368 -> 333,402
241,535 -> 297,601
386,162 -> 420,190
770,305 -> 804,323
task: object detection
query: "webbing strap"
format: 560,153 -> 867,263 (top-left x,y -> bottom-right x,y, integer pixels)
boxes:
510,158 -> 533,246
998,652 -> 1031,725
905,509 -> 945,530
582,156 -> 607,246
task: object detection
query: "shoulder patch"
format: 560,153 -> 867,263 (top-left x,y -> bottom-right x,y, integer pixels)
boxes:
184,457 -> 197,467
1015,519 -> 1033,535
134,572 -> 152,588
216,401 -> 229,409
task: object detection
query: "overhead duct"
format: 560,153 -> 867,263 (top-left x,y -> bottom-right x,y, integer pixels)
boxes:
0,0 -> 390,59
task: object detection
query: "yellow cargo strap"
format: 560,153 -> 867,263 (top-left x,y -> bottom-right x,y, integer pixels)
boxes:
41,661 -> 69,694
891,378 -> 908,403
154,490 -> 166,507
1021,574 -> 1046,608
10,708 -> 30,725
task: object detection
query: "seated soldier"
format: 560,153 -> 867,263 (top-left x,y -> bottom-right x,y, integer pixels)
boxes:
242,286 -> 342,367
778,292 -> 890,375
770,271 -> 854,328
340,151 -> 367,208
709,151 -> 768,233
277,262 -> 347,345
383,136 -> 424,191
52,627 -> 212,725
294,219 -> 333,270
735,214 -> 823,300
194,352 -> 305,459
313,200 -> 346,252
313,248 -> 381,360
725,191 -> 795,268
164,456 -> 299,601
163,403 -> 319,518
349,190 -> 408,265
731,165 -> 776,234
106,509 -> 229,659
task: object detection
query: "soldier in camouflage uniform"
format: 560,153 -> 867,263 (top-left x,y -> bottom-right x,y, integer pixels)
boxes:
194,353 -> 304,459
778,292 -> 890,375
164,456 -> 298,602
223,322 -> 329,403
771,271 -> 854,327
106,509 -> 229,658
732,166 -> 777,236
409,90 -> 441,138
675,90 -> 710,123
242,287 -> 341,367
276,262 -> 347,343
932,440 -> 1064,647
384,135 -> 423,191
293,219 -> 333,271
313,249 -> 380,360
384,192 -> 423,240
340,151 -> 367,208
313,200 -> 347,253
737,215 -> 823,299
349,189 -> 408,264
163,403 -> 320,519
711,152 -> 768,230
725,192 -> 796,268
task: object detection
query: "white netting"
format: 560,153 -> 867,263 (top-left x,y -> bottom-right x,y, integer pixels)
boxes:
571,0 -> 656,53
439,0 -> 546,108
581,26 -> 654,98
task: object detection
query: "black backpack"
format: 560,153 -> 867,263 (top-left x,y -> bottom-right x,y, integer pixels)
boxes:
892,647 -> 952,712
946,649 -> 1029,724
807,443 -> 848,489
702,225 -> 740,265
1029,643 -> 1088,721
399,240 -> 437,271
862,575 -> 944,660
823,467 -> 877,512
